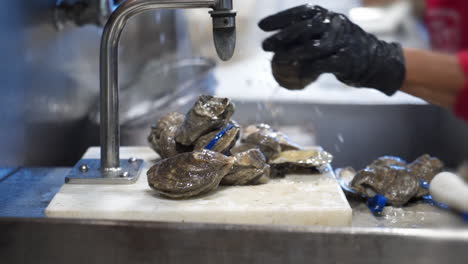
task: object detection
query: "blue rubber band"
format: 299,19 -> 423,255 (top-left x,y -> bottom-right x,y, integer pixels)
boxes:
204,124 -> 235,150
338,178 -> 387,214
367,194 -> 387,214
419,178 -> 430,190
422,193 -> 468,222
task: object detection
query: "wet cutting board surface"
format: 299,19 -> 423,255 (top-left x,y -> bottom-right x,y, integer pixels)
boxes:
45,147 -> 352,226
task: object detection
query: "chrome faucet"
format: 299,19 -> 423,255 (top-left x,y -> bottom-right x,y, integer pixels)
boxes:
65,0 -> 236,184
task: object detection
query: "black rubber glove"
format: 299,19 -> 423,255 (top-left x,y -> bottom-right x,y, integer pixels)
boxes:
258,5 -> 405,96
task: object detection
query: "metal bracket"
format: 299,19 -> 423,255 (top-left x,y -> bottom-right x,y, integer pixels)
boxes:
65,158 -> 144,184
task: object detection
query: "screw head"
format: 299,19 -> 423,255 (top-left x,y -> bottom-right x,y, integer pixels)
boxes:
128,157 -> 137,163
79,164 -> 89,173
121,171 -> 129,178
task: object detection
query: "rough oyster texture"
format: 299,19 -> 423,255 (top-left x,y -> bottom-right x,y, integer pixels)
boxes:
408,154 -> 444,197
147,150 -> 234,199
369,156 -> 407,168
176,95 -> 235,146
349,155 -> 444,206
221,149 -> 270,185
242,132 -> 281,161
351,164 -> 419,206
193,121 -> 240,155
243,124 -> 301,152
230,143 -> 258,156
148,112 -> 189,159
269,149 -> 333,178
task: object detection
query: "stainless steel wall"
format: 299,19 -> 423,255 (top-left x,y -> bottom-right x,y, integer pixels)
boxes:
0,1 -> 190,166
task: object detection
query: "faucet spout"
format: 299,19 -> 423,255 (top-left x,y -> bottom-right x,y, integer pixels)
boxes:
210,0 -> 236,61
99,0 -> 231,177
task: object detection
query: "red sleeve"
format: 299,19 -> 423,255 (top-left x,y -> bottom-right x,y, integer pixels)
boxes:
455,51 -> 468,121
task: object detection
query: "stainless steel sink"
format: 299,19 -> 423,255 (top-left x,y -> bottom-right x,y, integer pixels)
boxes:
1,218 -> 468,264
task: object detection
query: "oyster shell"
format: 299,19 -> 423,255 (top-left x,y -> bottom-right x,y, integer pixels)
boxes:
345,155 -> 445,206
269,149 -> 333,177
147,150 -> 234,199
369,156 -> 407,168
193,121 -> 240,155
221,149 -> 270,185
243,124 -> 301,151
230,143 -> 258,156
148,112 -> 191,159
408,154 -> 444,197
176,95 -> 235,146
242,131 -> 281,161
350,164 -> 419,206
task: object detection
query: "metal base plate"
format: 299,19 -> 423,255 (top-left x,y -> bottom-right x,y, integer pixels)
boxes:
65,158 -> 144,184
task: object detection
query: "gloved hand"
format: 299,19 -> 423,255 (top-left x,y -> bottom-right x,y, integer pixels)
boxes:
258,5 -> 406,95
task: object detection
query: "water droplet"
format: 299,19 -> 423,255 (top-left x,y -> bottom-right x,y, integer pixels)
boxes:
337,133 -> 344,143
313,107 -> 323,117
334,144 -> 341,152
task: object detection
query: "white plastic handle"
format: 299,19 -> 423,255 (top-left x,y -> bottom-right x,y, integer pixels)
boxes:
430,172 -> 468,213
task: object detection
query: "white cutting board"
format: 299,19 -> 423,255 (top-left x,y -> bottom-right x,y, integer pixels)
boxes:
45,147 -> 352,226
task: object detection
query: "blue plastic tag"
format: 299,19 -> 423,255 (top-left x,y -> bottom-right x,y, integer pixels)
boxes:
204,124 -> 235,150
367,194 -> 387,214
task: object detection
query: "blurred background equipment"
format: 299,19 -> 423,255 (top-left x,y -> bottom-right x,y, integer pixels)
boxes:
54,0 -> 116,28
0,0 -> 194,166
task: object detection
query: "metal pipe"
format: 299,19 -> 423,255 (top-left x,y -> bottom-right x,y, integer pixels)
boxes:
99,0 -> 216,172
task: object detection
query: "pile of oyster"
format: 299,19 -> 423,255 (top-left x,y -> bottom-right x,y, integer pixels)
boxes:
147,95 -> 333,199
337,155 -> 444,206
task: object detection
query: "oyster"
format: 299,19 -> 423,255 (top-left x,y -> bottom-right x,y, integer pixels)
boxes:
243,133 -> 281,161
369,156 -> 407,168
221,149 -> 270,185
345,155 -> 445,206
243,124 -> 301,151
230,143 -> 258,156
147,150 -> 234,199
269,149 -> 333,177
148,112 -> 190,159
176,95 -> 235,146
193,122 -> 240,155
408,154 -> 444,197
351,164 -> 419,206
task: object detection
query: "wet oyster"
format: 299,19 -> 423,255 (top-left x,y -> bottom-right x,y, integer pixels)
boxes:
344,155 -> 445,206
242,131 -> 281,161
369,156 -> 407,168
148,112 -> 190,159
193,122 -> 240,155
147,150 -> 234,199
350,164 -> 419,206
230,143 -> 258,156
221,149 -> 270,185
243,124 -> 301,151
408,154 -> 444,197
176,95 -> 235,146
269,149 -> 333,177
